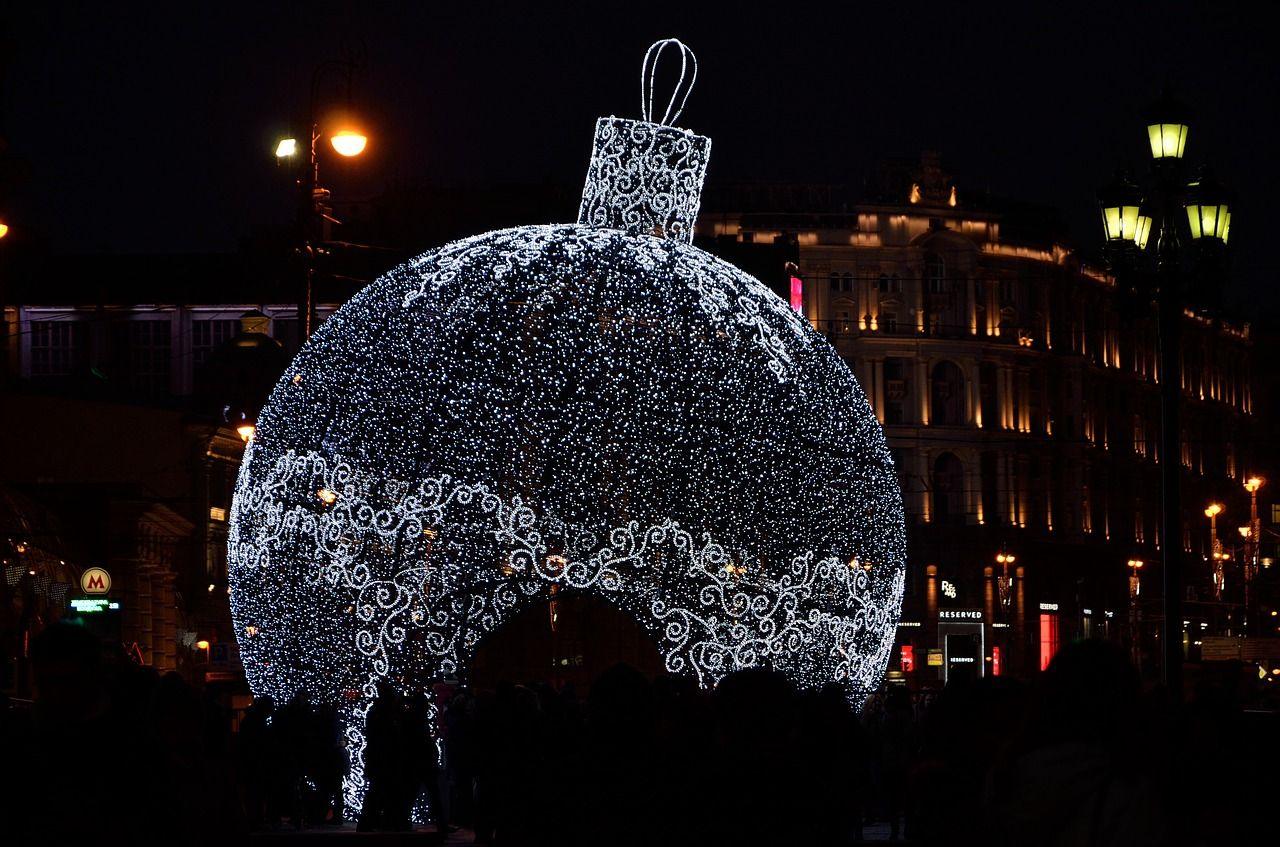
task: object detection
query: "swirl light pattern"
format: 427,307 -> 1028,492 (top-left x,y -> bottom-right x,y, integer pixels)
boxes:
229,223 -> 905,805
577,117 -> 711,243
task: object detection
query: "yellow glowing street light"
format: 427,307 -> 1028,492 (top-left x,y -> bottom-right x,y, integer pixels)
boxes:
1146,89 -> 1190,160
1128,559 -> 1144,570
1186,169 -> 1232,244
330,129 -> 368,157
0,222 -> 9,239
1204,503 -> 1223,519
1245,477 -> 1264,495
1098,172 -> 1144,244
1239,526 -> 1252,539
275,137 -> 299,158
236,422 -> 256,443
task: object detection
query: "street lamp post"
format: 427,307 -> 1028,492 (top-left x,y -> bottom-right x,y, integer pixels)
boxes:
1128,558 -> 1144,669
275,58 -> 369,343
1098,89 -> 1233,700
1205,503 -> 1224,600
1243,477 -> 1264,633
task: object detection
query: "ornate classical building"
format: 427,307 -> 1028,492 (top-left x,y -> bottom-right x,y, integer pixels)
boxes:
698,154 -> 1257,683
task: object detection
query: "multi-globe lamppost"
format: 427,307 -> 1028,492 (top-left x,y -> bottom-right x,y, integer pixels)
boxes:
274,57 -> 370,341
1098,90 -> 1233,699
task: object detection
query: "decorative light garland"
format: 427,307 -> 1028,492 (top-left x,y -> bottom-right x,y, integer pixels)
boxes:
229,39 -> 905,811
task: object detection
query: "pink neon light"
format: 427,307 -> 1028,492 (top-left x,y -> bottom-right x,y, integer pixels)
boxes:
789,276 -> 803,312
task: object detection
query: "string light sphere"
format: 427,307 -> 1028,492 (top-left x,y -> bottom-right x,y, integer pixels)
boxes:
229,38 -> 905,809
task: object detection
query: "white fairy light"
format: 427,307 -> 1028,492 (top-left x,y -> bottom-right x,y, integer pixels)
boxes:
229,39 -> 905,812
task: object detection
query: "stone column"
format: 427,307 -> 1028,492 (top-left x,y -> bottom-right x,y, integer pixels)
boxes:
926,564 -> 939,647
967,276 -> 978,335
918,359 -> 931,425
136,567 -> 154,666
156,572 -> 178,671
873,359 -> 885,423
983,566 -> 995,675
1014,565 -> 1027,674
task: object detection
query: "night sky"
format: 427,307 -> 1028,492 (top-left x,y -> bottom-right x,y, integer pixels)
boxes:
2,2 -> 1276,313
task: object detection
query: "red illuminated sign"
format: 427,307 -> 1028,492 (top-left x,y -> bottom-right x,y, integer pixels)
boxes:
789,275 -> 803,313
1039,613 -> 1059,670
900,644 -> 915,673
991,645 -> 1002,676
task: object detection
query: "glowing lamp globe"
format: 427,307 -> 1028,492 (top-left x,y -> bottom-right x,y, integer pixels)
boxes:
1098,172 -> 1143,244
1146,89 -> 1190,160
229,39 -> 905,807
330,130 -> 367,157
1186,169 -> 1232,244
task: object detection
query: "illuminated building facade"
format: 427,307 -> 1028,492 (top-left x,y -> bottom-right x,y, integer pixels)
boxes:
698,154 -> 1256,682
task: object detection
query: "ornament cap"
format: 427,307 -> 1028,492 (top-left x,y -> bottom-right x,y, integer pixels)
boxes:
577,39 -> 710,242
577,117 -> 710,242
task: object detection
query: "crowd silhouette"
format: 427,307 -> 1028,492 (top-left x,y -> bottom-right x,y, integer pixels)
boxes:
1,622 -> 1274,845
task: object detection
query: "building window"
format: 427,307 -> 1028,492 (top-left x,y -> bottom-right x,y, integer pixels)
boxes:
885,358 -> 907,424
879,275 -> 901,294
115,319 -> 173,396
192,319 -> 240,367
932,452 -> 965,525
29,320 -> 83,378
881,312 -> 898,334
925,253 -> 947,294
930,361 -> 966,426
980,451 -> 998,526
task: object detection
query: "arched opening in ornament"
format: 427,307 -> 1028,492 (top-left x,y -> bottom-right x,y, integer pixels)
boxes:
468,593 -> 664,695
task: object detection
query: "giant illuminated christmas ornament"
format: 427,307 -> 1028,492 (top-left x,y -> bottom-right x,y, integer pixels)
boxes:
229,39 -> 905,805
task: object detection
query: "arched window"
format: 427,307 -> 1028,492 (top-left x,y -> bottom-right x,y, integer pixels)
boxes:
932,452 -> 965,524
931,361 -> 966,425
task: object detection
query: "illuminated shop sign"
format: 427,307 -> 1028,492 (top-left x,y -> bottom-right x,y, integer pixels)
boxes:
1039,602 -> 1059,611
926,649 -> 944,667
939,609 -> 982,620
897,621 -> 921,628
69,598 -> 120,614
789,275 -> 803,312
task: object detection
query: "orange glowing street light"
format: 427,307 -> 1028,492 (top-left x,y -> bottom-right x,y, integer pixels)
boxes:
274,55 -> 371,340
0,221 -> 9,239
329,129 -> 368,157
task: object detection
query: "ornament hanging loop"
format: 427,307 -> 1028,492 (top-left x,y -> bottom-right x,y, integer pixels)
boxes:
641,38 -> 697,126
